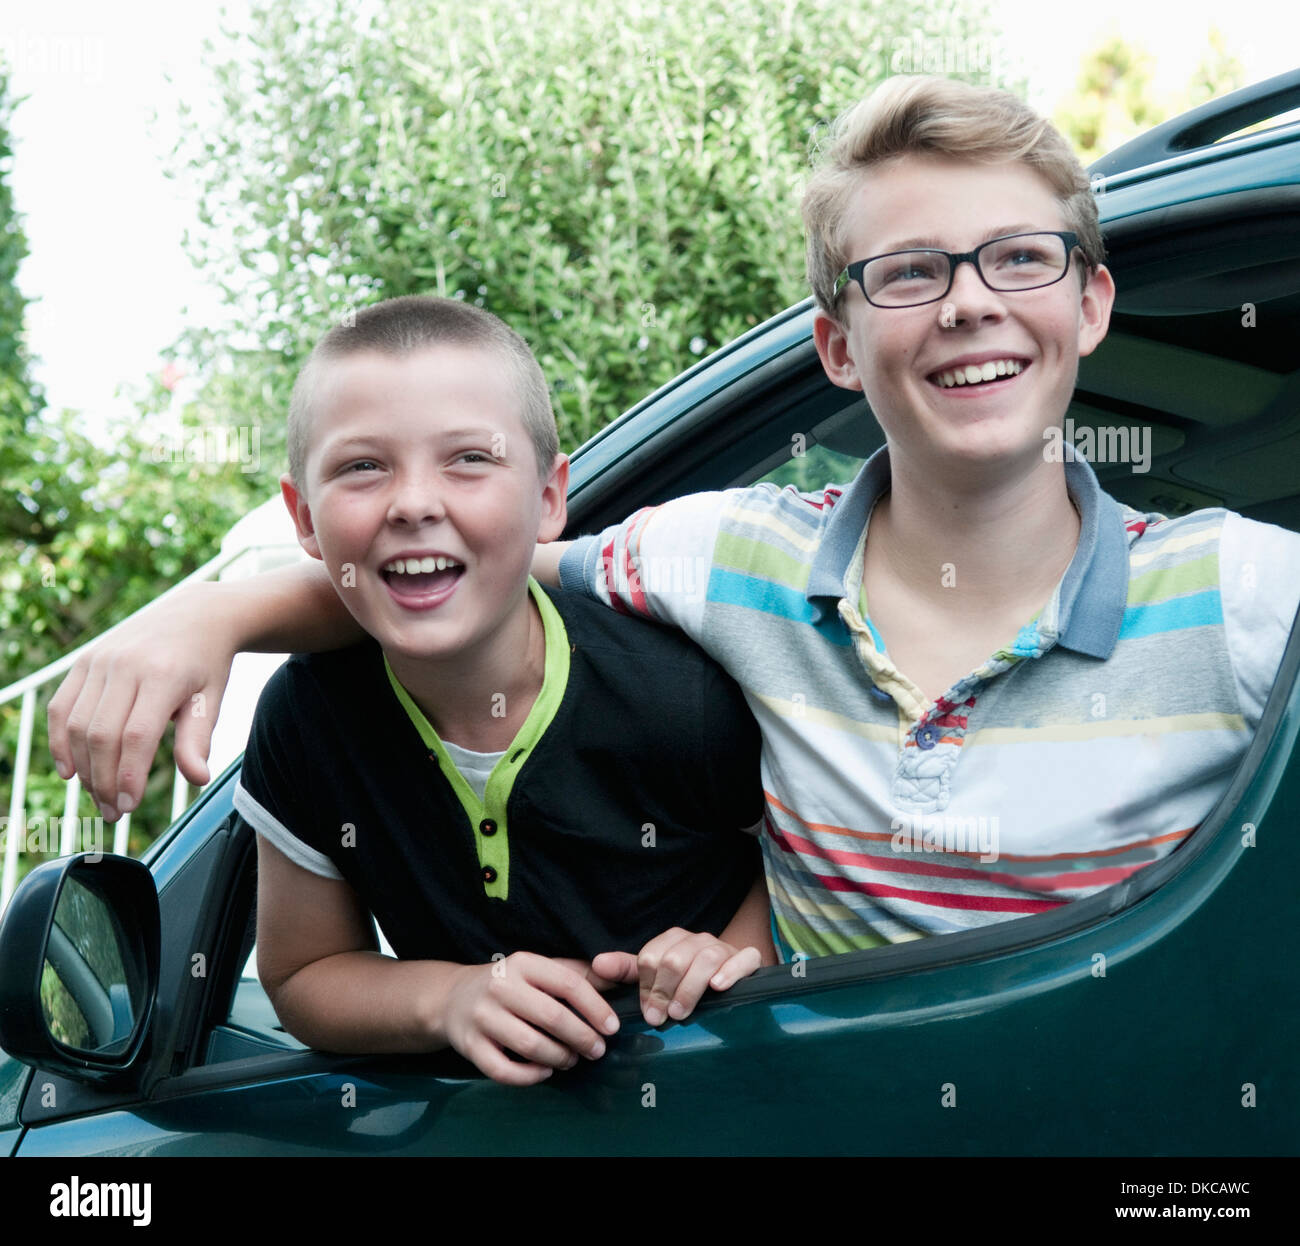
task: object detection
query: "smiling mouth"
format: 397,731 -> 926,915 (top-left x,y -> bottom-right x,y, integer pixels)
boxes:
929,359 -> 1027,389
381,555 -> 465,596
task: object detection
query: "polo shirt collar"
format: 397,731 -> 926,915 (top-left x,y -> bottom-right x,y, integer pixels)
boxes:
804,444 -> 1129,659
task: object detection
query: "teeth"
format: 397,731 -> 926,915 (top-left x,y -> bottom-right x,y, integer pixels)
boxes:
932,360 -> 1023,389
385,556 -> 462,574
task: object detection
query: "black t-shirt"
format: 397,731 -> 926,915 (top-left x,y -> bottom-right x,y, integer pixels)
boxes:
233,584 -> 763,963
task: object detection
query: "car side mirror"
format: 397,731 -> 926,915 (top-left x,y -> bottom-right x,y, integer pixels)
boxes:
0,853 -> 159,1084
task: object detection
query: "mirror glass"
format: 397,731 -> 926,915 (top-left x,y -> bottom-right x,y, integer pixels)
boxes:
39,871 -> 146,1057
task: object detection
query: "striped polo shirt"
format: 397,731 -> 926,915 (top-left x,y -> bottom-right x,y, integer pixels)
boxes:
560,447 -> 1300,960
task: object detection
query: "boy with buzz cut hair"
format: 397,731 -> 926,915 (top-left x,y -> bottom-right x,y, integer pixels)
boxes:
51,78 -> 1300,967
232,294 -> 773,1085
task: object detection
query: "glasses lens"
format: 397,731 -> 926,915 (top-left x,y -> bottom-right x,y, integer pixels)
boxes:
862,252 -> 950,306
978,233 -> 1068,290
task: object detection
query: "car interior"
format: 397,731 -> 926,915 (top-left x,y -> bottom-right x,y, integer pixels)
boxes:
582,194 -> 1300,538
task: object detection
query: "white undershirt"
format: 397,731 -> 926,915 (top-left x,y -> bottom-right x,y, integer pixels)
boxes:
440,738 -> 507,803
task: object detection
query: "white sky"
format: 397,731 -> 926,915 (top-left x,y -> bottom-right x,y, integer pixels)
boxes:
1,0 -> 1297,427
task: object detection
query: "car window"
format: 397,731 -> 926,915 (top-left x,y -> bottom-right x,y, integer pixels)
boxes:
224,947 -> 306,1051
755,441 -> 865,493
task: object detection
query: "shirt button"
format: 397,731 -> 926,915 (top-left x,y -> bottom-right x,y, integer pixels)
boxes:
915,724 -> 938,750
482,866 -> 498,883
480,819 -> 497,836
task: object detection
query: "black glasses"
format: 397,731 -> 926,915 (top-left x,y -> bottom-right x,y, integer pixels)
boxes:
833,231 -> 1082,308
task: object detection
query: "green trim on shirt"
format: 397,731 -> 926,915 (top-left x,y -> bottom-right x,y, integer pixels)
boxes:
382,578 -> 571,900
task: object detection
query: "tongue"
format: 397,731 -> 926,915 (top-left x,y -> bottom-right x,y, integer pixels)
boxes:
390,568 -> 460,594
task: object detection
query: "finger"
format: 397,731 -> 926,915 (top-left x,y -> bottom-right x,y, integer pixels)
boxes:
62,664 -> 119,819
113,688 -> 184,815
130,676 -> 220,794
483,1010 -> 584,1072
588,951 -> 639,986
462,1033 -> 559,1087
665,946 -> 759,1024
638,929 -> 706,1025
48,658 -> 89,779
170,681 -> 222,787
512,956 -> 619,1049
707,944 -> 763,993
83,668 -> 146,818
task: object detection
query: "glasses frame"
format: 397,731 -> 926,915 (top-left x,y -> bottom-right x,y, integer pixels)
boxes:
833,231 -> 1083,309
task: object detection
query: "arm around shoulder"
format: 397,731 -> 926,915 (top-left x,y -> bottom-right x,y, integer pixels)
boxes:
48,559 -> 361,820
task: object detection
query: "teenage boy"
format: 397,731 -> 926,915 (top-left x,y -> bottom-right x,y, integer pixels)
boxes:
196,296 -> 773,1084
51,78 -> 1300,965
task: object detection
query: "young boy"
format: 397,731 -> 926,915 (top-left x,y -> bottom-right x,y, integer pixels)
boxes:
217,296 -> 773,1084
51,78 -> 1300,965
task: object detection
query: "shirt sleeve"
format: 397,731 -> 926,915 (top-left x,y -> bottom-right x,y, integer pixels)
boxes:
1219,512 -> 1300,729
233,659 -> 343,880
557,490 -> 736,638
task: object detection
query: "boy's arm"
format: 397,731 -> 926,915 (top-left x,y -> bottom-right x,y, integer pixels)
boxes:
48,560 -> 361,820
531,539 -> 571,588
591,866 -> 775,1026
256,836 -> 620,1085
51,538 -> 574,817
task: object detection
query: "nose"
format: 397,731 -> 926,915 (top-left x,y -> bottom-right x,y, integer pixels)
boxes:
940,258 -> 1006,326
385,466 -> 447,527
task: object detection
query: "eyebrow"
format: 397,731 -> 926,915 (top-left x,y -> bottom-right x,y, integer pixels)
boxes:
879,224 -> 1043,253
322,428 -> 499,452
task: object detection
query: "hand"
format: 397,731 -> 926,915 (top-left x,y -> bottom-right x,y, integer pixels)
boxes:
47,583 -> 237,820
438,953 -> 622,1086
591,929 -> 763,1027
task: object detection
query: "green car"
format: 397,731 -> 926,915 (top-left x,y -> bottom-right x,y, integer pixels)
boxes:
2,71 -> 1299,1158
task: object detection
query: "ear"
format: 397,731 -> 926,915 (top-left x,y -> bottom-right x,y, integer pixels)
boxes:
280,473 -> 323,560
537,453 -> 569,543
1077,263 -> 1116,358
812,308 -> 865,392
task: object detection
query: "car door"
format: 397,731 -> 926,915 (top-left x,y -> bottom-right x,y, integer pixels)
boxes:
10,71 -> 1300,1157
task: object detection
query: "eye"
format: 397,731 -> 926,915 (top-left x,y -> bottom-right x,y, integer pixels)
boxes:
988,239 -> 1054,269
453,449 -> 500,467
882,257 -> 941,284
345,459 -> 380,473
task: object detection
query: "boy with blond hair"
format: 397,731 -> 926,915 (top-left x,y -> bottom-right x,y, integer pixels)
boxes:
53,77 -> 1300,966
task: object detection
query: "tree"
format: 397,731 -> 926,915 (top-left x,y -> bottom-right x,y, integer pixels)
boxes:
1053,35 -> 1164,164
174,0 -> 997,467
0,64 -> 257,866
5,0 -> 1003,857
1054,30 -> 1250,164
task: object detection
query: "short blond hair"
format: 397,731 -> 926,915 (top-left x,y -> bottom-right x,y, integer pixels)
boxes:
287,296 -> 558,488
802,76 -> 1104,315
